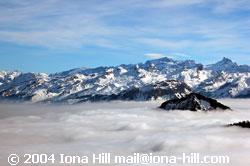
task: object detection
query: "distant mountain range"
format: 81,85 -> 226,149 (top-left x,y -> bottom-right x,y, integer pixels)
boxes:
1,57 -> 250,104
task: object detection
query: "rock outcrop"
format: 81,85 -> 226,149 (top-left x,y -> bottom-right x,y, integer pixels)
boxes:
228,121 -> 250,128
159,93 -> 231,111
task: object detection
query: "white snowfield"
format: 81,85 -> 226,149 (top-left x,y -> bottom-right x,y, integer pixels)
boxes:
1,57 -> 250,103
0,100 -> 250,165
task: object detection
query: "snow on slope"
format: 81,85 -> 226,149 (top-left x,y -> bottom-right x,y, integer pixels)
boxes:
0,71 -> 20,85
0,57 -> 250,103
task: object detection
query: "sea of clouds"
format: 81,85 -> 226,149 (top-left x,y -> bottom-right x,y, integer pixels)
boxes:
0,100 -> 250,165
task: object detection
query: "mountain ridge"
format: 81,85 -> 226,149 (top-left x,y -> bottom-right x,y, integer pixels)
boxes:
1,57 -> 250,104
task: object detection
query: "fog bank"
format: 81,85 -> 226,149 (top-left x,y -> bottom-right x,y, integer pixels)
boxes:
0,100 -> 250,165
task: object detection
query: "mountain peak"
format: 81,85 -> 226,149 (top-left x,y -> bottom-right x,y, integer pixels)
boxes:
215,57 -> 237,67
158,56 -> 174,61
146,57 -> 174,63
206,57 -> 238,72
160,93 -> 231,111
220,57 -> 233,64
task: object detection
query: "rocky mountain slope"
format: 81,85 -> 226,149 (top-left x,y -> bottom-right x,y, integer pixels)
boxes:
0,57 -> 250,103
160,93 -> 231,111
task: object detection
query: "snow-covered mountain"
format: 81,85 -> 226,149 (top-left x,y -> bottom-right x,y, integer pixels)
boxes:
1,57 -> 250,103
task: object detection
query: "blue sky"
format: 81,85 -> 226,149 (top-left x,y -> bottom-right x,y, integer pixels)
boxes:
1,0 -> 250,73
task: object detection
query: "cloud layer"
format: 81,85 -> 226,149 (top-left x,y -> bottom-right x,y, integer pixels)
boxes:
1,100 -> 250,165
